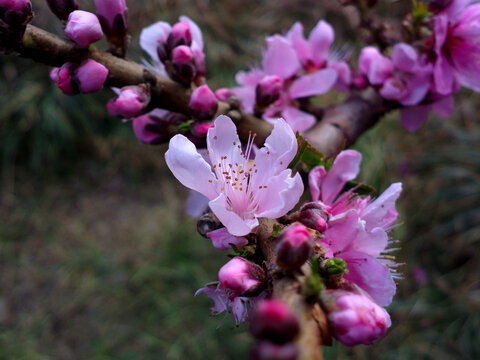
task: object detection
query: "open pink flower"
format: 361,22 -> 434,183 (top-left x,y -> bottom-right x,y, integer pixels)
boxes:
433,0 -> 480,94
308,150 -> 402,306
165,115 -> 303,236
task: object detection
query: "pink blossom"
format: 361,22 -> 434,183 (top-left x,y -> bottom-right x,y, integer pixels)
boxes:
206,227 -> 248,250
107,85 -> 150,118
65,10 -> 103,48
308,150 -> 402,305
433,0 -> 480,94
139,16 -> 205,80
76,59 -> 108,93
218,257 -> 265,297
327,291 -> 391,346
165,115 -> 303,236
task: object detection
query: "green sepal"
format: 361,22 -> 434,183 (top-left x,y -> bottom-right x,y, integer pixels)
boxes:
324,258 -> 349,275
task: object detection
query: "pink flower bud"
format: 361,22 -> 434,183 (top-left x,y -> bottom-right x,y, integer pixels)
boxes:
192,121 -> 214,137
327,292 -> 391,346
250,341 -> 298,360
65,10 -> 103,48
169,22 -> 192,47
172,45 -> 193,65
46,0 -> 78,21
256,75 -> 282,107
218,257 -> 265,297
296,202 -> 329,232
189,84 -> 218,120
50,63 -> 78,95
0,0 -> 32,26
94,0 -> 127,45
215,88 -> 234,102
428,0 -> 453,13
250,300 -> 300,343
107,86 -> 150,118
352,74 -> 368,90
132,109 -> 185,145
76,59 -> 108,93
276,224 -> 313,270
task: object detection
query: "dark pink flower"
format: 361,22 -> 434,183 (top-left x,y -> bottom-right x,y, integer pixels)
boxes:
76,59 -> 108,93
218,257 -> 265,297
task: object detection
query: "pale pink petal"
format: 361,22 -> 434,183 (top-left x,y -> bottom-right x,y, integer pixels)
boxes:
359,47 -> 381,75
329,61 -> 352,92
288,69 -> 337,99
341,252 -> 396,306
400,76 -> 430,106
286,22 -> 311,65
400,105 -> 430,132
322,210 -> 359,253
392,43 -> 418,73
308,20 -> 334,67
368,55 -> 394,85
235,68 -> 266,86
231,86 -> 256,114
195,284 -> 229,314
322,150 -> 362,205
347,225 -> 389,258
232,297 -> 249,324
379,77 -> 404,101
442,0 -> 472,20
209,194 -> 259,236
361,183 -> 402,232
139,21 -> 172,64
281,107 -> 316,133
207,228 -> 248,250
185,190 -> 210,217
255,171 -> 304,219
165,134 -> 218,199
179,15 -> 203,49
432,95 -> 454,117
262,35 -> 301,79
308,166 -> 327,202
207,115 -> 242,169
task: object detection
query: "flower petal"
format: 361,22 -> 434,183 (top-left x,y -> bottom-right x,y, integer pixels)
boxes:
392,43 -> 418,73
308,166 -> 327,202
308,20 -> 334,67
281,107 -> 316,133
400,105 -> 430,132
139,21 -> 172,64
432,95 -> 454,117
207,228 -> 248,250
207,115 -> 243,169
209,194 -> 259,236
361,183 -> 402,232
262,35 -> 301,80
185,190 -> 210,218
288,69 -> 337,99
165,134 -> 218,199
179,15 -> 203,49
286,22 -> 312,65
322,150 -> 362,205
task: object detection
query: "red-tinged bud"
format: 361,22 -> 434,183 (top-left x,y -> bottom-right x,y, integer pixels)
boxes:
250,341 -> 298,360
192,122 -> 213,137
322,290 -> 391,346
428,0 -> 453,13
50,62 -> 78,95
256,75 -> 282,108
172,45 -> 193,64
65,10 -> 103,48
107,85 -> 150,118
218,257 -> 265,297
133,110 -> 186,145
0,0 -> 32,27
352,74 -> 368,90
94,0 -> 128,51
296,202 -> 329,232
76,59 -> 108,93
171,45 -> 196,85
215,88 -> 234,102
250,300 -> 300,344
167,22 -> 192,49
276,223 -> 313,271
189,84 -> 218,120
46,0 -> 78,21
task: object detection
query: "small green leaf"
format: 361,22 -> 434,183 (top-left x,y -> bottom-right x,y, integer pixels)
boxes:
324,258 -> 349,275
289,134 -> 326,171
272,224 -> 284,238
178,120 -> 194,133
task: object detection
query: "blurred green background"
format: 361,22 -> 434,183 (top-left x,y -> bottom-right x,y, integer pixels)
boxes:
1,1 -> 479,359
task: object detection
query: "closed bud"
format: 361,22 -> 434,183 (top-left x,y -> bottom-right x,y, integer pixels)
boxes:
107,85 -> 150,118
428,0 -> 453,13
132,110 -> 186,145
250,341 -> 298,360
250,300 -> 300,344
171,45 -> 195,85
76,59 -> 108,93
192,122 -> 214,137
167,22 -> 192,48
276,224 -> 313,271
46,0 -> 78,21
352,74 -> 368,90
50,62 -> 78,95
0,0 -> 32,27
324,290 -> 391,346
94,0 -> 128,49
256,75 -> 282,108
65,10 -> 103,48
172,45 -> 193,65
189,84 -> 218,120
218,257 -> 265,297
296,202 -> 329,232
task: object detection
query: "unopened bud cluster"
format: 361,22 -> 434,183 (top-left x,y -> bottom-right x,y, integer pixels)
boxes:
50,60 -> 108,95
0,0 -> 32,27
107,85 -> 150,119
